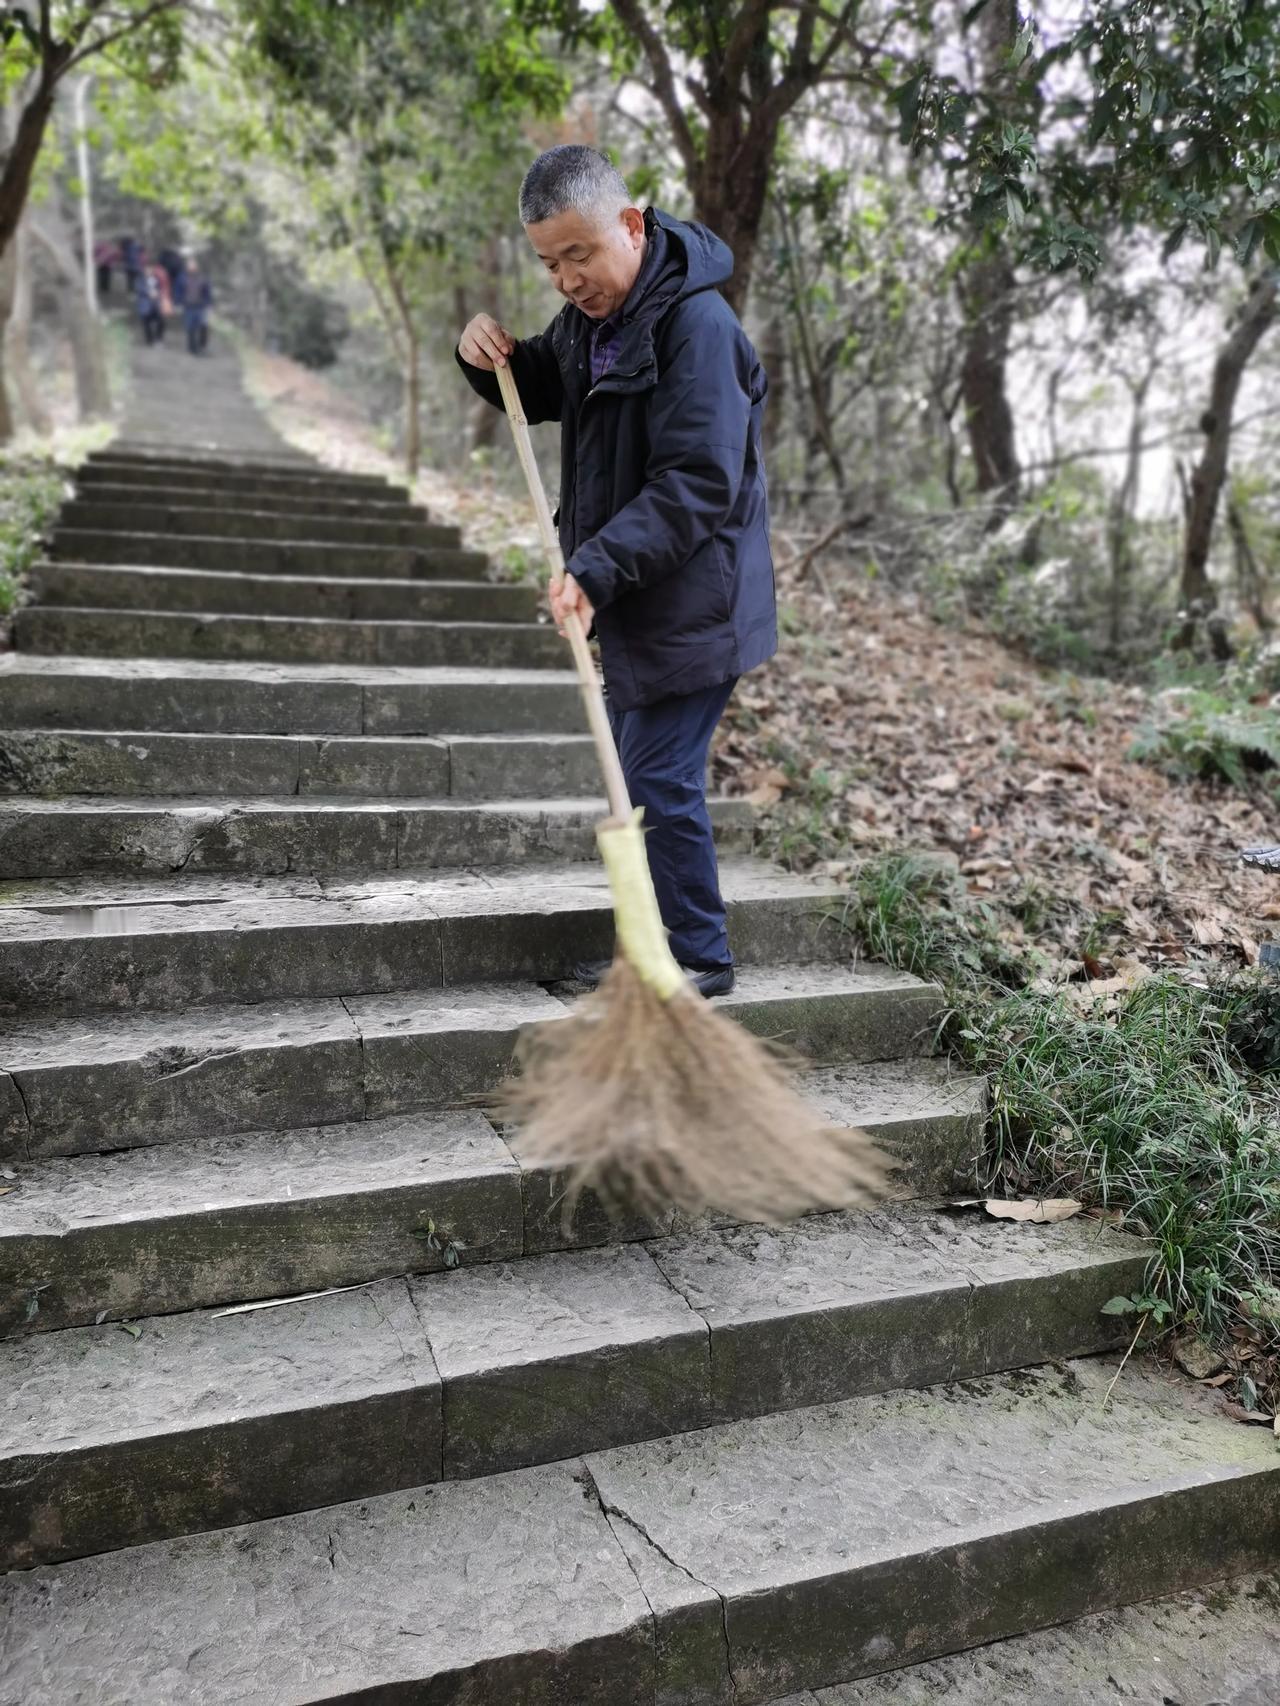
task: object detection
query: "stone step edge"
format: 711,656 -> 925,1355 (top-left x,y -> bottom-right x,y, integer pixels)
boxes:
0,968 -> 942,1162
0,1360 -> 1273,1704
1,1057 -> 979,1335
0,1208 -> 1147,1569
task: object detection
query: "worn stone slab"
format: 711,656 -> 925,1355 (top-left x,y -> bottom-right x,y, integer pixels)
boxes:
0,1110 -> 522,1334
0,1279 -> 440,1569
0,794 -> 749,878
586,1358 -> 1280,1703
0,1461 -> 652,1705
83,451 -> 406,490
69,481 -> 429,521
808,1571 -> 1280,1704
650,1203 -> 1148,1422
0,860 -> 843,1014
415,1243 -> 710,1478
47,528 -> 490,580
297,736 -> 452,797
56,505 -> 460,549
0,728 -> 304,796
1,996 -> 364,1160
347,982 -> 567,1119
445,733 -> 599,799
0,654 -> 583,736
15,607 -> 564,670
31,561 -> 533,622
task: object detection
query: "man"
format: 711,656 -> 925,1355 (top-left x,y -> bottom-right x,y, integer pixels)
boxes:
457,145 -> 776,998
179,259 -> 213,355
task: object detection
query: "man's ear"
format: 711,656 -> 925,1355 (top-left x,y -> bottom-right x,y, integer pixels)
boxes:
622,205 -> 646,245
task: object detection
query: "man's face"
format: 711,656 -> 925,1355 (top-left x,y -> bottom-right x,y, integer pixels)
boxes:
525,205 -> 646,319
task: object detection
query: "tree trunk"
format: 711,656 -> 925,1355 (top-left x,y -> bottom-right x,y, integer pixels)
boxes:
1175,272 -> 1278,654
0,59 -> 70,266
1226,490 -> 1273,634
1106,366 -> 1153,651
758,310 -> 786,466
6,215 -> 49,434
30,201 -> 112,420
955,0 -> 1025,526
404,328 -> 421,477
0,235 -> 16,444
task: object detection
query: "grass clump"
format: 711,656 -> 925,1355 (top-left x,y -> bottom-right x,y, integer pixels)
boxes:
1131,653 -> 1280,790
840,851 -> 1280,1406
0,458 -> 71,616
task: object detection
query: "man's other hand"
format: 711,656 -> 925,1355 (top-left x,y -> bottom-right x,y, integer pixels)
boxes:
549,574 -> 595,637
458,313 -> 515,371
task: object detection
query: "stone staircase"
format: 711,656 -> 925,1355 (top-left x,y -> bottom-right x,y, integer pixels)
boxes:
1,342 -> 1277,1704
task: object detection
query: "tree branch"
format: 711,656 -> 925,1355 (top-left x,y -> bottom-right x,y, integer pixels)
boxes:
65,0 -> 186,72
609,0 -> 701,183
722,0 -> 774,96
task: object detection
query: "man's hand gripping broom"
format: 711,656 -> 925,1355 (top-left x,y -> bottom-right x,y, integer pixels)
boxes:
493,359 -> 894,1225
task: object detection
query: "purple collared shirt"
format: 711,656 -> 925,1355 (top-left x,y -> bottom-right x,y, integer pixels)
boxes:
589,310 -> 623,388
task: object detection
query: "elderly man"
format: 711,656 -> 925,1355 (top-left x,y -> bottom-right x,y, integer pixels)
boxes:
457,145 -> 776,997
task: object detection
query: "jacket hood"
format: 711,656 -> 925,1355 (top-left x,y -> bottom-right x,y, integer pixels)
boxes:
617,207 -> 732,326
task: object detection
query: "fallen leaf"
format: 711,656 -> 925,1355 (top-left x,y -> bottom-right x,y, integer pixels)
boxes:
985,1197 -> 1084,1223
744,783 -> 783,808
1221,1401 -> 1276,1427
923,770 -> 960,793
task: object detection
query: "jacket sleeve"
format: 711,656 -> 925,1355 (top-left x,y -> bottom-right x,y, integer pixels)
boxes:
454,317 -> 564,424
565,309 -> 754,611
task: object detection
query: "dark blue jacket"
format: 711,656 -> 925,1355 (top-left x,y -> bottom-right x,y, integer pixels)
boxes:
457,206 -> 777,710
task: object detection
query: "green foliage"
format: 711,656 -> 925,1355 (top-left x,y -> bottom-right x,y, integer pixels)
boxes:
898,0 -> 1280,274
0,460 -> 69,617
841,849 -> 1280,1372
1131,675 -> 1280,788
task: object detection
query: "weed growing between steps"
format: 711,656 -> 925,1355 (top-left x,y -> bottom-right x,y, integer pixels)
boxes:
0,458 -> 71,617
834,851 -> 1280,1421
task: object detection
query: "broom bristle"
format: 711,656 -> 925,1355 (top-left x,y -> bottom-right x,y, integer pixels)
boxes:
496,955 -> 899,1227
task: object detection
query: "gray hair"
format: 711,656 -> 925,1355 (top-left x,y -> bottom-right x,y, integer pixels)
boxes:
518,145 -> 632,227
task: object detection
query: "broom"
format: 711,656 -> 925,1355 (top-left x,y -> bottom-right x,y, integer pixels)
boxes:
492,357 -> 894,1225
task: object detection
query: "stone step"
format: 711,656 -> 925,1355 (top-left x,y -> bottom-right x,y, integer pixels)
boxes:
29,562 -> 534,622
85,448 -> 396,485
89,446 -> 322,473
49,528 -> 490,580
0,1205 -> 1145,1568
58,501 -> 460,549
78,459 -> 411,503
0,1061 -> 978,1337
15,607 -> 564,669
0,655 -> 585,735
785,1572 -> 1280,1704
0,793 -> 752,878
3,1359 -> 1274,1704
77,479 -> 428,521
0,965 -> 940,1159
0,859 -> 851,1016
0,730 -> 599,800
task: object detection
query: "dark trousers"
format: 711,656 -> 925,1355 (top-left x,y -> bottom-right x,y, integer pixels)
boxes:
140,310 -> 163,345
185,310 -> 208,354
607,676 -> 737,969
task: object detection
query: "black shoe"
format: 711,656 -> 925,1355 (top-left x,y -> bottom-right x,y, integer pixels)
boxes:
568,958 -> 735,998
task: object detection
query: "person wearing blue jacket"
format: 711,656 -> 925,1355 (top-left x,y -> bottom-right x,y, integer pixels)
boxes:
457,145 -> 777,998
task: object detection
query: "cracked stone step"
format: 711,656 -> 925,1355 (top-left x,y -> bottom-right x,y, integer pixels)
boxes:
0,859 -> 851,1016
0,655 -> 585,735
56,503 -> 460,549
4,1360 -> 1277,1705
69,480 -> 431,521
0,793 -> 753,877
15,607 -> 565,670
0,729 -> 598,800
48,529 -> 491,580
0,1207 -> 1147,1568
29,563 -> 535,623
0,967 -> 945,1161
0,1059 -> 977,1335
782,1571 -> 1280,1704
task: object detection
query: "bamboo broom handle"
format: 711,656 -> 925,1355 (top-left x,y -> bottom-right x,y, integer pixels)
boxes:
494,360 -> 632,821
